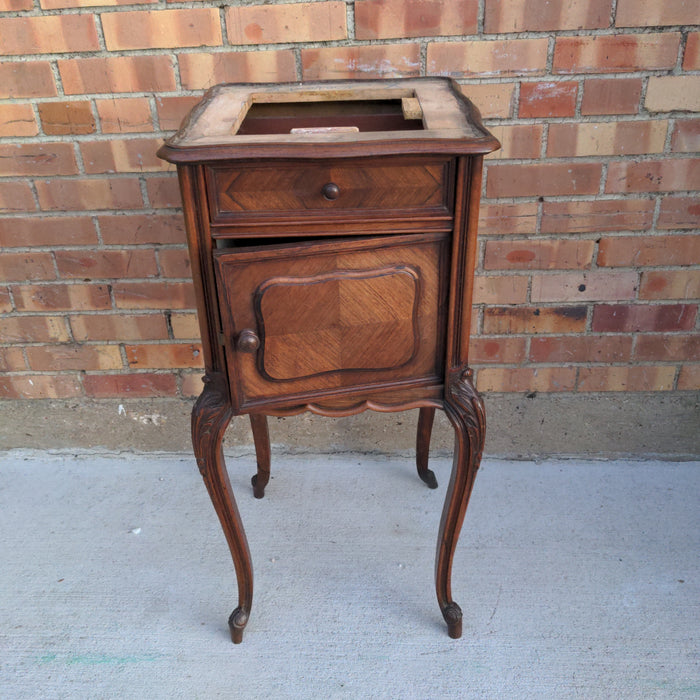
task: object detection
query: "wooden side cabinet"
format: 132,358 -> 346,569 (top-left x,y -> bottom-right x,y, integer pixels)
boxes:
157,78 -> 500,643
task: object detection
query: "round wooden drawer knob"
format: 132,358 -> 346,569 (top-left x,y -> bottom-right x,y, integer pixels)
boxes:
321,182 -> 340,200
237,329 -> 260,353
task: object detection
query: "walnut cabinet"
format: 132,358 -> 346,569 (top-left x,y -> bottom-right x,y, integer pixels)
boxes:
157,78 -> 499,643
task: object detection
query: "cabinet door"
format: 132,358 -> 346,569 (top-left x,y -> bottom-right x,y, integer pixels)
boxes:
214,233 -> 449,410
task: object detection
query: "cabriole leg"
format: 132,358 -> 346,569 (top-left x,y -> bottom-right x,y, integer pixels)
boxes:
249,414 -> 271,499
192,373 -> 253,644
435,368 -> 486,639
416,406 -> 438,488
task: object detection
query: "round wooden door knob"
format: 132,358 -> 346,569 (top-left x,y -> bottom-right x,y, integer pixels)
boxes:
237,329 -> 260,353
321,182 -> 340,200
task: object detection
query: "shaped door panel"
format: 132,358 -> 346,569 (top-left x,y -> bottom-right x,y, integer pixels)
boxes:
214,233 -> 449,410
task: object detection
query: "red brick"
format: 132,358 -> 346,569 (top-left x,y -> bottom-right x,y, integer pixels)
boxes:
484,306 -> 587,334
547,121 -> 667,158
0,143 -> 77,177
635,334 -> 700,362
541,199 -> 654,234
0,182 -> 36,213
27,344 -> 123,371
59,56 -> 176,95
639,270 -> 700,300
0,287 -> 11,313
457,83 -> 516,119
657,197 -> 700,230
478,202 -> 538,236
473,275 -> 528,304
70,313 -> 169,341
0,0 -> 33,9
531,272 -> 638,302
80,138 -> 171,174
469,313 -> 479,338
0,104 -> 38,137
486,162 -> 602,198
125,343 -> 203,369
553,33 -> 681,73
0,15 -> 98,55
605,159 -> 700,194
0,348 -> 26,373
0,216 -> 97,247
477,367 -> 576,393
41,0 -> 156,6
519,81 -> 578,118
83,373 -> 177,399
38,101 -> 95,136
356,0 -> 477,39
0,375 -> 82,399
616,0 -> 700,27
102,9 -> 221,51
12,283 -> 111,312
671,120 -> 700,153
113,281 -> 196,310
155,96 -> 199,132
578,366 -> 676,392
592,303 -> 697,332
645,76 -> 700,112
55,250 -> 158,279
484,240 -> 594,271
171,313 -> 199,340
227,2 -> 346,44
145,176 -> 181,209
485,0 -> 612,32
0,61 -> 56,99
468,337 -> 527,364
181,372 -> 205,398
530,335 -> 632,363
98,214 -> 186,245
580,78 -> 642,116
598,235 -> 700,267
97,98 -> 154,134
178,51 -> 296,90
0,316 -> 70,343
684,32 -> 700,70
0,253 -> 55,283
486,124 -> 543,160
678,365 -> 700,390
427,39 -> 548,78
158,249 -> 191,278
36,178 -> 143,211
302,44 -> 421,80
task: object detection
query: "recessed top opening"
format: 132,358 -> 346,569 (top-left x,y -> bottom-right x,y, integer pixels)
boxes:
236,98 -> 424,136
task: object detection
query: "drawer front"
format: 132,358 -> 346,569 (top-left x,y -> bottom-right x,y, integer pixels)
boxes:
214,233 -> 449,410
206,157 -> 454,227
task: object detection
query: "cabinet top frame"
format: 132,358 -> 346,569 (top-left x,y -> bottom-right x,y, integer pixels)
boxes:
157,78 -> 499,163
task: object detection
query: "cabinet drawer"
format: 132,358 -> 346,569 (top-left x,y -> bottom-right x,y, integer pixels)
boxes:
214,233 -> 449,410
206,157 -> 454,230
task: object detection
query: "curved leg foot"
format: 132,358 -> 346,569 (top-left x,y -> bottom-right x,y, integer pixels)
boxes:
228,606 -> 249,644
249,414 -> 270,499
416,406 -> 438,489
442,602 -> 463,639
193,373 -> 253,644
436,368 -> 485,640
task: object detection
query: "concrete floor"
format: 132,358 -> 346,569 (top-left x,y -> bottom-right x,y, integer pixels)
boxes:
0,450 -> 698,699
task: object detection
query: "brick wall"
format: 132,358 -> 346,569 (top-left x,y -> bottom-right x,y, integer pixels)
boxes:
0,0 -> 698,400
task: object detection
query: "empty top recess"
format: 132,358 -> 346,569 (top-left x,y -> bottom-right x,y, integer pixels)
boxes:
158,78 -> 500,163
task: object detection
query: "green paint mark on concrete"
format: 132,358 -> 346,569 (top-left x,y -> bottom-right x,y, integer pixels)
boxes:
37,652 -> 162,665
